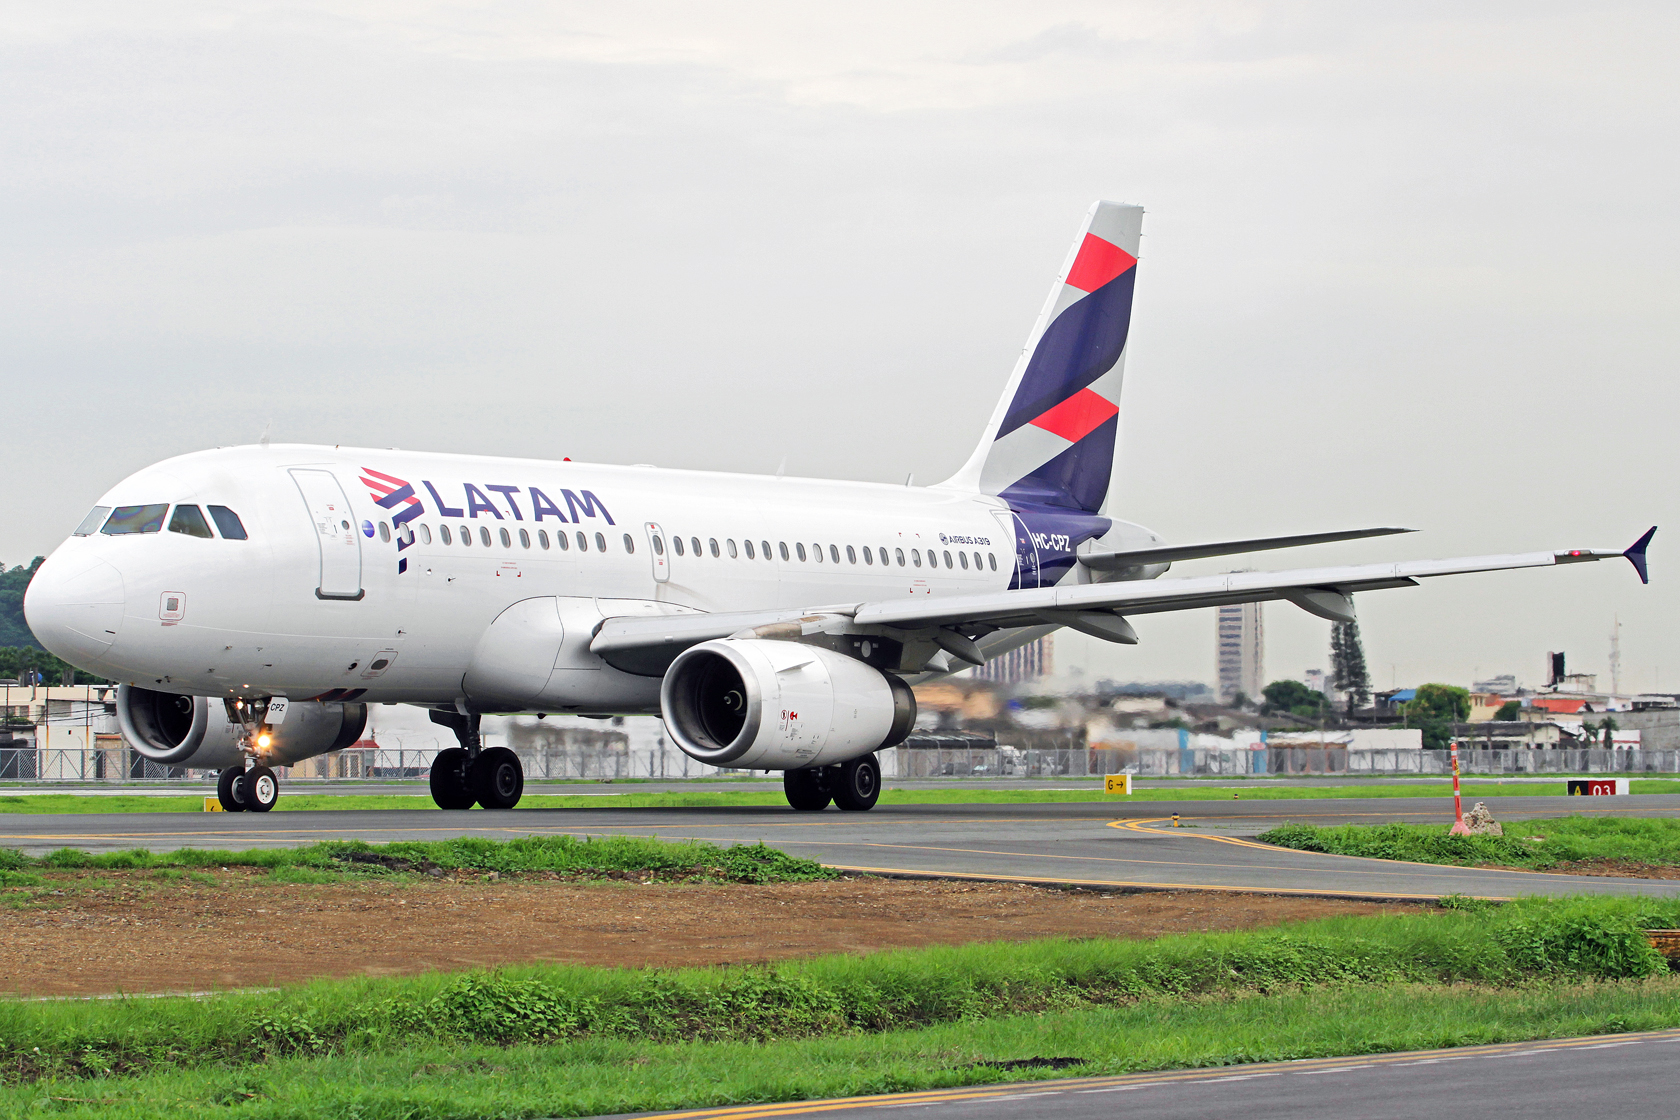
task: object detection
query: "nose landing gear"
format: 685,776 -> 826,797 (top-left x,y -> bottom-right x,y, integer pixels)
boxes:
216,763 -> 278,812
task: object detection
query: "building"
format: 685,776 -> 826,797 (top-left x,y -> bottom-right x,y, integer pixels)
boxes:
1216,601 -> 1263,704
971,635 -> 1054,684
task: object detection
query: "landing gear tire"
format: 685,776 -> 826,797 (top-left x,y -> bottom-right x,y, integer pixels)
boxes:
471,747 -> 524,810
217,766 -> 247,812
243,765 -> 279,812
430,747 -> 476,810
832,753 -> 881,812
783,767 -> 834,811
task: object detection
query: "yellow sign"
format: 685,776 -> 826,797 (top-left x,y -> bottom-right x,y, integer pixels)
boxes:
1104,774 -> 1132,795
203,796 -> 224,812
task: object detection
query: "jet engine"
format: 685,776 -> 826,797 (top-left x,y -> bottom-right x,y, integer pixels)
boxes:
660,639 -> 915,769
116,685 -> 366,769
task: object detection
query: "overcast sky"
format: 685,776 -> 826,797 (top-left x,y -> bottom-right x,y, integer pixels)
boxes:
3,2 -> 1675,693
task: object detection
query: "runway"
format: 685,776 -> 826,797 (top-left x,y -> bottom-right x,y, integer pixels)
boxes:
618,1029 -> 1680,1120
4,793 -> 1678,899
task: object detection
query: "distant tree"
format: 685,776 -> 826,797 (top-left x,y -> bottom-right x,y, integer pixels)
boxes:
0,558 -> 48,649
1262,679 -> 1330,719
1329,620 -> 1371,710
1404,683 -> 1472,749
1494,700 -> 1523,721
0,647 -> 104,687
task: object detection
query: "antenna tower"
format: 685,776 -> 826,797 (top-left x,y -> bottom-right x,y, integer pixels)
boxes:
1609,615 -> 1622,697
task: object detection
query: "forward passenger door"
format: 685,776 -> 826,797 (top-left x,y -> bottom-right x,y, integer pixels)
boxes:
290,469 -> 364,600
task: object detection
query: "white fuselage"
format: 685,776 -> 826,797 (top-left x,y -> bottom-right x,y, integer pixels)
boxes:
29,445 -> 1152,714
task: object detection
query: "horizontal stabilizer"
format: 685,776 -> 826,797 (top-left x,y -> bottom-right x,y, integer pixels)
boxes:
1080,527 -> 1415,571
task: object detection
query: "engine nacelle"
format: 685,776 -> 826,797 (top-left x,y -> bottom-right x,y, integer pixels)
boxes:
660,639 -> 915,770
116,685 -> 367,769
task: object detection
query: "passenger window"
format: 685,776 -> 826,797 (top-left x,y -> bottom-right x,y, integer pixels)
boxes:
744,540 -> 754,559
959,551 -> 969,570
596,532 -> 607,552
973,551 -> 982,570
519,528 -> 530,548
378,522 -> 391,543
927,550 -> 937,569
895,548 -> 906,566
481,527 -> 493,548
460,524 -> 472,545
499,527 -> 512,548
652,535 -> 664,555
762,540 -> 772,559
691,536 -> 701,556
623,533 -> 635,554
944,550 -> 954,568
557,530 -> 569,551
73,506 -> 112,536
577,531 -> 589,551
727,539 -> 737,558
207,506 -> 248,540
709,538 -> 720,557
812,543 -> 823,563
102,504 -> 170,535
830,544 -> 840,564
988,553 -> 997,571
538,529 -> 550,549
779,542 -> 789,561
168,505 -> 214,539
419,524 -> 432,545
673,536 -> 685,556
796,543 -> 807,562
846,545 -> 856,564
440,525 -> 453,545
911,549 -> 922,567
863,546 -> 873,565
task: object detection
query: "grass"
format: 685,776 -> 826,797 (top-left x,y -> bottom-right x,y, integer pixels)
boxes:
1,780 -> 1677,815
1259,815 -> 1680,872
11,978 -> 1680,1118
0,893 -> 1675,1088
0,834 -> 841,891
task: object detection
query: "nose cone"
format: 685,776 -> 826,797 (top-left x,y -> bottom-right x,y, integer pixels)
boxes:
23,554 -> 126,665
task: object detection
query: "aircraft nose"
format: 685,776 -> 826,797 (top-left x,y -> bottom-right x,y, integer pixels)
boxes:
23,554 -> 126,664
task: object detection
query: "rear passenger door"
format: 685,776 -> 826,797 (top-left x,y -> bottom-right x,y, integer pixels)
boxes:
290,469 -> 364,600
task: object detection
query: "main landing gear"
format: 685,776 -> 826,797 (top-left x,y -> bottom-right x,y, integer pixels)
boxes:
427,710 -> 525,810
783,753 -> 881,812
216,763 -> 279,812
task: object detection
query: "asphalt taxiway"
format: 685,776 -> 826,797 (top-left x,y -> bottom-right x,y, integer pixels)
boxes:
3,793 -> 1678,899
616,1029 -> 1680,1120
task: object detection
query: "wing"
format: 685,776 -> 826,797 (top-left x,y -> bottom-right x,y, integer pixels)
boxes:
590,529 -> 1655,675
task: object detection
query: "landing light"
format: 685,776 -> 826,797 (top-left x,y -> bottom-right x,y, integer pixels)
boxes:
256,733 -> 272,748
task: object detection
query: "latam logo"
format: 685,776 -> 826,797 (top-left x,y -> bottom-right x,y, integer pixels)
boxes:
359,468 -> 616,575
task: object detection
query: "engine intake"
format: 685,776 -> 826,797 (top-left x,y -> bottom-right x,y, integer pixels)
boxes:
660,639 -> 915,769
116,685 -> 366,768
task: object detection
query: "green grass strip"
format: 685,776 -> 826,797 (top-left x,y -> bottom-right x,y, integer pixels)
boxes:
0,834 -> 839,887
1260,815 -> 1680,870
1,894 -> 1677,1087
12,978 -> 1680,1118
2,780 -> 1678,815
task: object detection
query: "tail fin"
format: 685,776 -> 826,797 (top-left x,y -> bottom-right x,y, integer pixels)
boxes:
940,201 -> 1143,516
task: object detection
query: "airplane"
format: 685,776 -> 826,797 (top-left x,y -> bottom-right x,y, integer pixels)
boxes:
23,201 -> 1655,814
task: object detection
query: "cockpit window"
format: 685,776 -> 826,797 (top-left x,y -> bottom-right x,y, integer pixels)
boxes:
73,507 -> 111,536
207,506 -> 248,540
101,504 -> 169,535
168,505 -> 214,539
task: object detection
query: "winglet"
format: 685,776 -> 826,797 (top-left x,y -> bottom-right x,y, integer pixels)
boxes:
1625,526 -> 1657,585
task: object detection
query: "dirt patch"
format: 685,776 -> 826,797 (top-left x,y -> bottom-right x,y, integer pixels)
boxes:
1532,859 -> 1680,880
0,871 -> 1415,997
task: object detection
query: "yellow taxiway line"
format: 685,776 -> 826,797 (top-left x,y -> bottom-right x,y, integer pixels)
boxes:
628,1029 -> 1680,1120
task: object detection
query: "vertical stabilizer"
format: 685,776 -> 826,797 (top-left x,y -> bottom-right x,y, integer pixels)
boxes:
939,201 -> 1143,517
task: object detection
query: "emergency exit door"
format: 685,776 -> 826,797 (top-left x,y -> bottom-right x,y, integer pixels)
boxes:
290,469 -> 364,600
